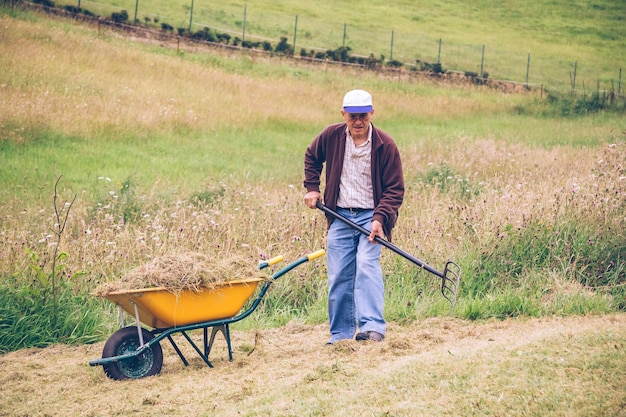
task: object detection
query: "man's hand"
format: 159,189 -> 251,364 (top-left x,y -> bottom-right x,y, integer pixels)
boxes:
304,191 -> 321,209
368,220 -> 385,243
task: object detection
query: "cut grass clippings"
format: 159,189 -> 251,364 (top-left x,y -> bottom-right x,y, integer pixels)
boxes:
94,252 -> 270,295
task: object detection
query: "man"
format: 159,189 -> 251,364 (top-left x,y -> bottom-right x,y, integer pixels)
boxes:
303,89 -> 404,344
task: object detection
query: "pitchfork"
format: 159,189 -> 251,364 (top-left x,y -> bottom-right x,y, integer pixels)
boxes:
316,201 -> 461,315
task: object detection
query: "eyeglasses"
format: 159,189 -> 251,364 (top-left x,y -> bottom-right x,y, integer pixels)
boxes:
347,113 -> 370,121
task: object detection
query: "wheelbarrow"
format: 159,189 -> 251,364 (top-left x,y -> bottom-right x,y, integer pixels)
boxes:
316,202 -> 460,314
89,249 -> 326,380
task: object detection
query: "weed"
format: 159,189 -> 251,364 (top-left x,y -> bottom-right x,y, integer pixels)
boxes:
419,163 -> 481,201
190,186 -> 225,207
0,177 -> 111,352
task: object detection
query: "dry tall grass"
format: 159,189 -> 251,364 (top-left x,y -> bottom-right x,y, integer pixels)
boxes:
0,13 -> 530,142
2,141 -> 623,298
1,11 -> 624,305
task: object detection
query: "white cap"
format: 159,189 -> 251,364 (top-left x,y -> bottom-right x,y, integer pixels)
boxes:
342,89 -> 373,113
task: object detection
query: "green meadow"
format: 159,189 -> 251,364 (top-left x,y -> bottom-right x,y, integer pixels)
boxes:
0,2 -> 625,353
51,0 -> 626,91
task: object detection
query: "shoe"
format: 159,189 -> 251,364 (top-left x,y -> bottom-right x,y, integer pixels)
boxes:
355,331 -> 384,342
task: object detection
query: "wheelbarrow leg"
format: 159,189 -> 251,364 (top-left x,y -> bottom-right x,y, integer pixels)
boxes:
206,324 -> 233,361
167,335 -> 189,367
180,330 -> 214,368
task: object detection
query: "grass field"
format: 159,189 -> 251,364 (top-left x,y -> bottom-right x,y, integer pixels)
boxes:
2,315 -> 625,416
1,1 -> 624,340
1,3 -> 625,415
48,0 -> 626,92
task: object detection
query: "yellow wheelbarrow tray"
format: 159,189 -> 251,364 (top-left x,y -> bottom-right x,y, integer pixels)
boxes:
101,278 -> 265,329
89,250 -> 325,380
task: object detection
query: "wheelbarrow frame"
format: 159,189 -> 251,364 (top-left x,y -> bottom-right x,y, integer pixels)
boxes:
90,250 -> 325,379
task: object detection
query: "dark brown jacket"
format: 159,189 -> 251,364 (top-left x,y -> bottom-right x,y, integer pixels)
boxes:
304,122 -> 404,240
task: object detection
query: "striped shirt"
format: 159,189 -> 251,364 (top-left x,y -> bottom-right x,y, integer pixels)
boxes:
336,125 -> 375,209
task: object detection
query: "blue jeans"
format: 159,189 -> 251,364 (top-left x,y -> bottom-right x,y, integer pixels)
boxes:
326,208 -> 385,343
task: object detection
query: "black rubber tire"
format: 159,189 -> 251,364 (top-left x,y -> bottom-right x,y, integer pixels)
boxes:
101,326 -> 163,380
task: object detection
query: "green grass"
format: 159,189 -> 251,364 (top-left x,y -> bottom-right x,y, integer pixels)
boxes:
0,279 -> 113,352
48,0 -> 626,91
1,5 -> 625,353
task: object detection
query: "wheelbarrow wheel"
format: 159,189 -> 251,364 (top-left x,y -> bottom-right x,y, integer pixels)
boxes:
101,326 -> 163,380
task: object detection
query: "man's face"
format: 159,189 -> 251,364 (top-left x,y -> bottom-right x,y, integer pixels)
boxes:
341,110 -> 373,136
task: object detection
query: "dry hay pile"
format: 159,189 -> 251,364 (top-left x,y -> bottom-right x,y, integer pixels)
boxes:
94,252 -> 270,295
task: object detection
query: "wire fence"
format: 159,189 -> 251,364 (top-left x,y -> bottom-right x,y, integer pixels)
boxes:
19,0 -> 626,96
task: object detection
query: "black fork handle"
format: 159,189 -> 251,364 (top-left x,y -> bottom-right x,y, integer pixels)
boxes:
315,201 -> 444,279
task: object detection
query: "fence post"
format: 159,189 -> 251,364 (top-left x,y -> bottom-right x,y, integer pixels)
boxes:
293,15 -> 298,55
619,68 -> 622,96
480,44 -> 485,77
242,4 -> 247,42
526,53 -> 530,88
134,0 -> 138,24
572,61 -> 577,92
437,38 -> 441,64
343,22 -> 346,47
390,30 -> 394,62
188,0 -> 194,31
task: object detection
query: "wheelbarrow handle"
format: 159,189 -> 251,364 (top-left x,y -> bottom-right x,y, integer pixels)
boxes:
270,249 -> 326,281
315,201 -> 443,278
259,251 -> 322,271
259,255 -> 285,270
307,249 -> 326,261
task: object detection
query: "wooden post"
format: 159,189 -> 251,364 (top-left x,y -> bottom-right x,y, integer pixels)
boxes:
293,15 -> 298,55
437,38 -> 441,64
526,53 -> 530,88
242,4 -> 247,43
188,0 -> 194,31
480,44 -> 485,77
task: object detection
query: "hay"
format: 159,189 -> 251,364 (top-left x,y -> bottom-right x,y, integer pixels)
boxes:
94,252 -> 270,296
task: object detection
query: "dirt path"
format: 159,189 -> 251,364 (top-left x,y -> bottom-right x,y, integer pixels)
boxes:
1,314 -> 624,416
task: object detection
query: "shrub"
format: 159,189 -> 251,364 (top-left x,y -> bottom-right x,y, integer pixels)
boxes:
199,27 -> 216,42
386,59 -> 404,68
111,10 -> 128,23
33,0 -> 55,7
274,37 -> 293,55
416,60 -> 446,74
63,5 -> 80,13
216,32 -> 231,44
544,91 -> 626,117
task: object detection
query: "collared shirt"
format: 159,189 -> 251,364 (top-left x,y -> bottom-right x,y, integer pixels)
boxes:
304,121 -> 404,240
336,125 -> 375,209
